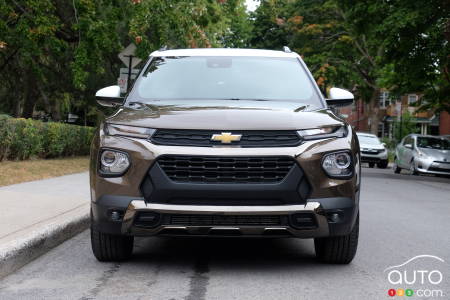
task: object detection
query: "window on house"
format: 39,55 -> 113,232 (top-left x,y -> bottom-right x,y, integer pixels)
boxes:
378,91 -> 390,108
408,94 -> 418,105
377,123 -> 384,137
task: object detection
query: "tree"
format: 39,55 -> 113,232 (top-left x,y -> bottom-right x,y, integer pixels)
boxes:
378,0 -> 450,113
250,0 -> 450,133
250,0 -> 393,134
0,0 -> 250,124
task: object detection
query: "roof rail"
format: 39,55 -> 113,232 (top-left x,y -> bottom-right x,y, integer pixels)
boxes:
282,46 -> 292,53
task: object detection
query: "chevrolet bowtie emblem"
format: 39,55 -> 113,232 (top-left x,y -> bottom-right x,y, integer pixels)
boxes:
211,132 -> 242,144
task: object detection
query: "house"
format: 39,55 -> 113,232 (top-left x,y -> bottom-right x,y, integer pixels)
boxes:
337,91 -> 446,138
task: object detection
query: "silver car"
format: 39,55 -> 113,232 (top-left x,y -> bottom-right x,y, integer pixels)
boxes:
393,134 -> 450,175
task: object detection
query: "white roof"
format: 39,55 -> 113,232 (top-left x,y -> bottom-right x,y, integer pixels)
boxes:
150,48 -> 300,58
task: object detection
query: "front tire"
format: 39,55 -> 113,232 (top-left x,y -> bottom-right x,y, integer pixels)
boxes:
368,162 -> 375,168
410,159 -> 419,175
314,214 -> 359,264
393,158 -> 401,174
377,160 -> 389,169
91,226 -> 134,262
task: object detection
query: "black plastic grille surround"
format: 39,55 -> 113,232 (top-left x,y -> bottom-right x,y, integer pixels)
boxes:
157,155 -> 296,183
361,149 -> 383,155
151,129 -> 301,147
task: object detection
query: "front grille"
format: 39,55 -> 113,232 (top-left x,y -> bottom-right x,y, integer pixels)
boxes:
151,129 -> 301,147
166,214 -> 283,226
157,156 -> 296,183
361,149 -> 382,155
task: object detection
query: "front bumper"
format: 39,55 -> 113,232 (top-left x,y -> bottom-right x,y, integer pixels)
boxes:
415,158 -> 450,175
91,196 -> 358,238
360,151 -> 388,163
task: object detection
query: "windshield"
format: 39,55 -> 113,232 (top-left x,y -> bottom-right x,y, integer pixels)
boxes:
357,135 -> 381,146
132,56 -> 322,107
417,137 -> 450,150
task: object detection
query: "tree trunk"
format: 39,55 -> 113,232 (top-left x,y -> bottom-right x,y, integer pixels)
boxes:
21,71 -> 39,118
367,88 -> 380,135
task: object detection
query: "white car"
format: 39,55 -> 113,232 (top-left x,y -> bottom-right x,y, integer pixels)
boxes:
356,132 -> 388,168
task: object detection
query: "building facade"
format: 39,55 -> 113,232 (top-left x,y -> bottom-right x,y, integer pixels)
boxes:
337,91 -> 444,138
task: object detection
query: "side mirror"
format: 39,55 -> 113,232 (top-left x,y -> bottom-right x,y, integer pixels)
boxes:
326,87 -> 354,106
404,144 -> 413,149
95,85 -> 124,107
382,142 -> 386,147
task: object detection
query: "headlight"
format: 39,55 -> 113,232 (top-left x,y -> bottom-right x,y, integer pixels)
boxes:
322,151 -> 353,178
297,126 -> 347,141
99,149 -> 130,176
418,151 -> 428,159
105,123 -> 155,139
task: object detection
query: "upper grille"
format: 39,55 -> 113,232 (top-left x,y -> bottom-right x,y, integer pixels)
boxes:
167,214 -> 283,226
361,149 -> 383,155
151,129 -> 301,147
157,156 -> 296,183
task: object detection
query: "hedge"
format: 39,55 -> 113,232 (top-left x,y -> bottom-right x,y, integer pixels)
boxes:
0,115 -> 95,161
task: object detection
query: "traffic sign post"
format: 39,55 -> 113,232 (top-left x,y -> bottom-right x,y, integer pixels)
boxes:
118,44 -> 142,93
118,68 -> 139,93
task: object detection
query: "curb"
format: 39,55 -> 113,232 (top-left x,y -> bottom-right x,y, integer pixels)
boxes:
0,210 -> 90,279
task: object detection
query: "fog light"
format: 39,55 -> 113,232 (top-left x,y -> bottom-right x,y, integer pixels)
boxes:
328,213 -> 340,223
109,209 -> 124,222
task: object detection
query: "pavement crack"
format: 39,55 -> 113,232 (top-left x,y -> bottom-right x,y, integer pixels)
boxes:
79,262 -> 121,300
185,255 -> 210,300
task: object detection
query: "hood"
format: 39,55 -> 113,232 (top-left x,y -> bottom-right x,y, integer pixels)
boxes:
359,143 -> 385,150
106,100 -> 343,130
418,148 -> 450,161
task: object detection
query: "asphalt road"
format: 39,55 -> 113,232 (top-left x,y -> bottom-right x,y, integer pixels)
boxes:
1,168 -> 449,300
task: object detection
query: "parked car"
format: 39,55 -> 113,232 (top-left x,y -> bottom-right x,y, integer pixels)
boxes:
393,134 -> 450,175
356,132 -> 388,168
90,48 -> 361,264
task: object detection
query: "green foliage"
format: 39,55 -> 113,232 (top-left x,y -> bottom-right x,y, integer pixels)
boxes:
392,112 -> 419,142
377,0 -> 450,113
0,0 -> 250,124
0,118 -> 94,161
250,0 -> 449,132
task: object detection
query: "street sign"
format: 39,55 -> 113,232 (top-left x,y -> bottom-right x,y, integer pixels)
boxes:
118,43 -> 142,93
118,44 -> 142,68
118,68 -> 140,93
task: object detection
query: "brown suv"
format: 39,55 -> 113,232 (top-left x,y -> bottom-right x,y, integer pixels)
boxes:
90,48 -> 360,264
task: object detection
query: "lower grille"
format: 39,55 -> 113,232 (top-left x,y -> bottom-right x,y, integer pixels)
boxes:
166,214 -> 283,226
157,156 -> 296,183
428,166 -> 450,173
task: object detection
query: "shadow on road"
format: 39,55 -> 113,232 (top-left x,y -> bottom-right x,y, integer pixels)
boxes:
132,237 -> 320,270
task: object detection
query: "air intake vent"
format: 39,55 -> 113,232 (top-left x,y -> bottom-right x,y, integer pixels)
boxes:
167,214 -> 283,226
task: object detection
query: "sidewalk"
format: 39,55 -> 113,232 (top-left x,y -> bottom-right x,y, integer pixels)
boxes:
0,172 -> 90,278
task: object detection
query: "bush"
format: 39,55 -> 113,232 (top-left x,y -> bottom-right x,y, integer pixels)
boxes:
0,118 -> 95,161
